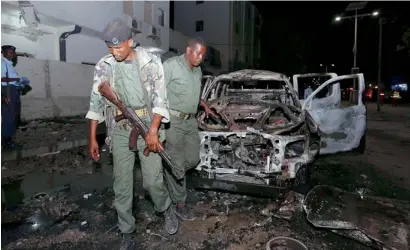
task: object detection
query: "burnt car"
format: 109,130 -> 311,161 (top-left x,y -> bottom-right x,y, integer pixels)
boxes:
195,69 -> 366,188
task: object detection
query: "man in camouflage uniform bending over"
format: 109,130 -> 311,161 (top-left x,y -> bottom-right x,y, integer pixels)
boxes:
86,18 -> 178,250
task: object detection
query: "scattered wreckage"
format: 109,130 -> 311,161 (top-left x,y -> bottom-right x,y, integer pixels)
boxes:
303,185 -> 410,250
195,69 -> 367,189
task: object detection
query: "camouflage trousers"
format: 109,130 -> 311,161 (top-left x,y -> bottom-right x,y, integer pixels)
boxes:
164,116 -> 200,204
112,123 -> 171,234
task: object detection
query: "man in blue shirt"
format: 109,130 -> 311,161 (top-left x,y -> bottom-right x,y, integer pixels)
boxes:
1,45 -> 29,148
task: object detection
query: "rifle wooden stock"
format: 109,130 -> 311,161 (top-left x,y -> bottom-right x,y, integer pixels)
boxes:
98,82 -> 184,181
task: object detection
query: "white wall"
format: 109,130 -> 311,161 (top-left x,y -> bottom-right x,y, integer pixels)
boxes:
1,10 -> 59,61
31,1 -> 125,32
174,1 -> 230,70
2,1 -> 171,65
15,57 -> 94,120
169,29 -> 188,54
173,1 -> 261,71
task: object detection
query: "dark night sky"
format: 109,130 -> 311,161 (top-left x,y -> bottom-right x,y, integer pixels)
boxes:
253,1 -> 410,84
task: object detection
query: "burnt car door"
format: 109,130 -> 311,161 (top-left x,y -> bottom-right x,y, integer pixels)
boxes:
292,73 -> 341,110
302,73 -> 366,155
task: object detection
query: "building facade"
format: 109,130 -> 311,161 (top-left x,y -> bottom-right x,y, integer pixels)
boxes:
0,1 -> 174,120
1,0 -> 171,64
173,0 -> 262,72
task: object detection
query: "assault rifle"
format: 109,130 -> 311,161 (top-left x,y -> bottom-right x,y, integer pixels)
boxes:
98,81 -> 184,181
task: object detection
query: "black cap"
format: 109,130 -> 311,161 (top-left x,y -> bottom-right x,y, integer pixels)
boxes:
1,45 -> 16,52
101,18 -> 132,46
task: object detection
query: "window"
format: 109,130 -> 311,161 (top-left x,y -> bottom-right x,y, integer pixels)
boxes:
157,8 -> 164,26
196,20 -> 204,32
196,1 -> 204,4
144,1 -> 152,24
123,0 -> 133,16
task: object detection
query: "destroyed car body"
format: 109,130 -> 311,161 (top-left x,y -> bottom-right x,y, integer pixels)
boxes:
195,69 -> 366,187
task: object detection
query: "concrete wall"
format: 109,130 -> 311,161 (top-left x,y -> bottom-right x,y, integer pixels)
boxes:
15,57 -> 94,120
1,7 -> 60,61
169,29 -> 188,54
174,1 -> 230,71
173,1 -> 262,70
1,1 -> 171,65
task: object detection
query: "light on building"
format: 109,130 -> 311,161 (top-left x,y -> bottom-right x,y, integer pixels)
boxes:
335,16 -> 342,22
372,11 -> 379,16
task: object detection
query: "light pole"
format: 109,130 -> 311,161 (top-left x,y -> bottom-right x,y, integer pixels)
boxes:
377,17 -> 383,112
334,2 -> 379,104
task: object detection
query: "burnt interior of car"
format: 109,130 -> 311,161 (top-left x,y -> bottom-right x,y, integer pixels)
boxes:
198,79 -> 302,133
197,77 -> 317,186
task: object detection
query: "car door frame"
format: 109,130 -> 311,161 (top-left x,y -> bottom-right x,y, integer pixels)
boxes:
201,75 -> 215,100
292,72 -> 341,108
302,73 -> 367,155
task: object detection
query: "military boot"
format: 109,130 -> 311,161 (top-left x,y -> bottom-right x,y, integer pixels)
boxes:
175,203 -> 196,221
163,205 -> 179,235
119,233 -> 137,250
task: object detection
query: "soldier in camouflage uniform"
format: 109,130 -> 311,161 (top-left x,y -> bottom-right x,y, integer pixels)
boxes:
162,37 -> 216,221
86,19 -> 178,250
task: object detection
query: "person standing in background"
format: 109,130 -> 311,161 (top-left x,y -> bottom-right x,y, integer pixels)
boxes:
1,45 -> 30,149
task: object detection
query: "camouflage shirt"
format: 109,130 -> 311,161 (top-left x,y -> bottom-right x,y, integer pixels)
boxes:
85,46 -> 170,124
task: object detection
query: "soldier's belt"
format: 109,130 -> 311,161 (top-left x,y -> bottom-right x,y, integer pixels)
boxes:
116,108 -> 148,117
170,109 -> 195,120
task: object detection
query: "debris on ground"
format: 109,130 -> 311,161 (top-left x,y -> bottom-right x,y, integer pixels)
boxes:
14,116 -> 90,149
272,191 -> 305,221
304,185 -> 410,250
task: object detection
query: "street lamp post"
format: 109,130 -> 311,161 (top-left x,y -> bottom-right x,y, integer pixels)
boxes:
319,63 -> 335,73
377,17 -> 383,112
334,5 -> 379,104
353,9 -> 358,69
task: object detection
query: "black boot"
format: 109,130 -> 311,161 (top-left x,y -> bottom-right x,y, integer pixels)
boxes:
163,205 -> 179,235
119,233 -> 137,250
175,203 -> 196,221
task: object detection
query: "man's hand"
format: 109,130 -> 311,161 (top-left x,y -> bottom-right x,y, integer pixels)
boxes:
145,128 -> 163,153
88,139 -> 100,161
200,99 -> 217,119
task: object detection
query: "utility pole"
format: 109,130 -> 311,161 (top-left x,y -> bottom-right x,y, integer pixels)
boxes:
353,9 -> 358,68
334,2 -> 379,105
377,17 -> 384,112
